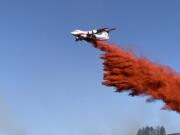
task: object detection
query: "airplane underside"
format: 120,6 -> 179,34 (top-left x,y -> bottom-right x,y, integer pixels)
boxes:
76,35 -> 99,42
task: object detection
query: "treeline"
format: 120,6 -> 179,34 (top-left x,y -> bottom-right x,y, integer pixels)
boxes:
137,126 -> 166,135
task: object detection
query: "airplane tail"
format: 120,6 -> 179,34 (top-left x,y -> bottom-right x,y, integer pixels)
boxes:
108,28 -> 116,32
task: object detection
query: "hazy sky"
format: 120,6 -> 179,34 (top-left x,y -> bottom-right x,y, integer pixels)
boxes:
0,0 -> 180,135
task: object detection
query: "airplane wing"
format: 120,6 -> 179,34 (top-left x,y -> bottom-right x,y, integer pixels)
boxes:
75,33 -> 94,42
75,35 -> 85,41
96,27 -> 116,33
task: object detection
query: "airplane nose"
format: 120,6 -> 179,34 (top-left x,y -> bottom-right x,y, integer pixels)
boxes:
71,31 -> 76,35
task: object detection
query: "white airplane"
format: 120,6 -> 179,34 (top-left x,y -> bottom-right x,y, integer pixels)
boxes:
71,27 -> 116,42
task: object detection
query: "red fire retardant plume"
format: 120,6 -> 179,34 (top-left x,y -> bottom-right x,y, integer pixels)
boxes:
91,40 -> 180,113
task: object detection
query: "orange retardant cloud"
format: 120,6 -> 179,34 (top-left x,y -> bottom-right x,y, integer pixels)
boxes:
91,40 -> 180,113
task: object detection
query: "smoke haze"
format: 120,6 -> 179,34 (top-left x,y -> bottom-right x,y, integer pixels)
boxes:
0,98 -> 27,135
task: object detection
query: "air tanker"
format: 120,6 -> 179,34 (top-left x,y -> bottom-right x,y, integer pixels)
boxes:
71,27 -> 116,42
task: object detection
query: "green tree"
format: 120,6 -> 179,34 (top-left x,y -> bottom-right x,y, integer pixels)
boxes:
160,126 -> 166,135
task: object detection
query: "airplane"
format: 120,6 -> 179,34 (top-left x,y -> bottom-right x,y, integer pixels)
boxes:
71,27 -> 116,42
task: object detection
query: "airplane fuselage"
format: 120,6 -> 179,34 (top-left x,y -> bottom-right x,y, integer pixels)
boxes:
71,28 -> 114,42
